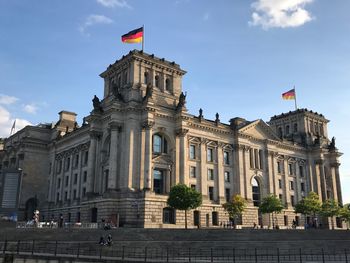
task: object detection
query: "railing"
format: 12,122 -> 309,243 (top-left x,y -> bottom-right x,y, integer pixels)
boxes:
15,222 -> 99,229
0,240 -> 349,262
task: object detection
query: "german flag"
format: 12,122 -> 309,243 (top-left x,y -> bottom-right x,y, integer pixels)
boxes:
282,89 -> 296,100
121,27 -> 143,43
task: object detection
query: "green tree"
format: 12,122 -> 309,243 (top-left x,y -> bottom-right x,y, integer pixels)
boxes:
167,184 -> 202,229
339,204 -> 350,230
321,199 -> 340,229
259,194 -> 284,228
294,192 -> 322,227
222,194 -> 246,226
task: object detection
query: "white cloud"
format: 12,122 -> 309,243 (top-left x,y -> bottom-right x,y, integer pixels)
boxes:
250,0 -> 314,30
23,103 -> 38,114
0,106 -> 32,138
79,14 -> 114,35
0,94 -> 19,105
96,0 -> 131,8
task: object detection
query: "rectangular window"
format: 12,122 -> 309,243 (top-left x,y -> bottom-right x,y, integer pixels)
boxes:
208,187 -> 214,201
278,179 -> 282,189
56,193 -> 60,202
288,163 -> 294,175
259,150 -> 263,169
277,161 -> 282,174
65,176 -> 69,187
74,154 -> 79,168
207,169 -> 214,180
225,188 -> 231,202
82,187 -> 86,197
74,174 -> 78,184
254,149 -> 259,168
301,182 -> 305,192
224,171 -> 230,182
73,189 -> 77,199
84,151 -> 88,165
65,157 -> 71,171
189,145 -> 196,159
207,148 -> 213,162
190,166 -> 196,178
83,171 -> 87,183
249,149 -> 254,168
190,184 -> 196,190
290,195 -> 295,207
299,165 -> 304,177
57,178 -> 61,188
223,151 -> 229,165
57,160 -> 62,173
64,191 -> 68,201
279,194 -> 283,201
289,181 -> 294,191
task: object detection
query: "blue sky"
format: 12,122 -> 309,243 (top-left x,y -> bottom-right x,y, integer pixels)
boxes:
0,0 -> 349,203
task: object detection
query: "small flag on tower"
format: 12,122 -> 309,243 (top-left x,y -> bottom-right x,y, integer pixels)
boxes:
121,27 -> 143,43
282,88 -> 296,100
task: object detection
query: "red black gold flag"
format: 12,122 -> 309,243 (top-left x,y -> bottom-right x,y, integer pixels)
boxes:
282,88 -> 296,100
121,27 -> 143,43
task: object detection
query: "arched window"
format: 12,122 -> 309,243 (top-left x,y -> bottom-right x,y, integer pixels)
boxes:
144,72 -> 149,84
153,134 -> 167,154
155,75 -> 160,88
165,78 -> 171,91
252,177 -> 260,207
163,207 -> 175,224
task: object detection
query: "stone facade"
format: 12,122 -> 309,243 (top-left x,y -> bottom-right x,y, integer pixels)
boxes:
0,50 -> 343,228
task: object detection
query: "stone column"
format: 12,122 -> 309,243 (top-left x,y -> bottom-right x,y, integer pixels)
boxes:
217,143 -> 225,202
333,163 -> 343,204
330,164 -> 338,202
200,138 -> 208,198
87,131 -> 100,194
295,160 -> 302,203
319,162 -> 327,202
236,145 -> 246,198
315,160 -> 324,201
177,129 -> 189,185
283,158 -> 290,207
108,122 -> 121,190
143,121 -> 154,190
243,146 -> 251,201
268,151 -> 277,195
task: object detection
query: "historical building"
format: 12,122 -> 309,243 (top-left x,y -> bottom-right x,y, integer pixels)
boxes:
0,50 -> 343,228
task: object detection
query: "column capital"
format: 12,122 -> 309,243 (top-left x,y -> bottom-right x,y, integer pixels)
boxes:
176,128 -> 189,137
315,159 -> 324,165
238,144 -> 250,152
89,130 -> 102,139
330,162 -> 340,168
108,121 -> 122,132
142,121 -> 155,130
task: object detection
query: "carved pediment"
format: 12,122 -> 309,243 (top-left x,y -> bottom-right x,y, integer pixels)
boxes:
152,154 -> 173,165
239,119 -> 280,141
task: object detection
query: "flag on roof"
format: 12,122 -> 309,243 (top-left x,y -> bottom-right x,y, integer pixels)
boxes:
282,89 -> 296,100
121,27 -> 143,43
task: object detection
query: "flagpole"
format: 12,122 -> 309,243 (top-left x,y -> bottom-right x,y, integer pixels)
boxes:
142,24 -> 144,51
294,85 -> 298,110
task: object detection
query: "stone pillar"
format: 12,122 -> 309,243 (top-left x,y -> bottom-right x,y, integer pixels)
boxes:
330,164 -> 338,202
243,147 -> 251,201
268,151 -> 277,195
200,139 -> 207,198
315,160 -> 325,201
87,131 -> 100,194
177,129 -> 189,185
236,145 -> 246,198
283,159 -> 290,207
108,122 -> 121,190
319,162 -> 327,202
217,143 -> 225,202
295,160 -> 302,203
333,163 -> 343,204
143,121 -> 154,190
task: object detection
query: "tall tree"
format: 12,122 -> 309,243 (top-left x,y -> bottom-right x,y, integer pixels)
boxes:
339,204 -> 350,230
321,199 -> 340,230
294,192 -> 322,227
222,194 -> 246,226
259,194 -> 284,228
167,184 -> 202,229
